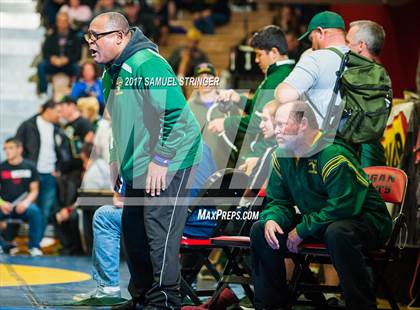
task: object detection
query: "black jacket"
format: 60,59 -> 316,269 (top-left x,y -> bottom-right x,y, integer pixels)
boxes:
16,115 -> 72,173
42,29 -> 82,64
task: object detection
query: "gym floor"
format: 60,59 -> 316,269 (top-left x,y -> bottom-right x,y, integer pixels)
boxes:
0,254 -> 131,309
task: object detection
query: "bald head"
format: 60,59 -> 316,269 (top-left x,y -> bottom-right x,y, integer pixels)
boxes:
92,12 -> 129,34
88,12 -> 131,64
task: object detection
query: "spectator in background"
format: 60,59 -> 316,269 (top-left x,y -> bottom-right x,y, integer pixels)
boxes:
136,0 -> 178,45
169,28 -> 208,78
58,0 -> 92,32
94,0 -> 123,16
71,61 -> 104,113
188,62 -> 238,170
190,0 -> 230,34
59,96 -> 95,170
285,29 -> 306,62
37,11 -> 82,98
0,138 -> 43,256
80,143 -> 111,190
16,100 -> 71,235
93,109 -> 112,163
54,96 -> 94,254
77,96 -> 100,132
42,0 -> 66,29
272,5 -> 300,33
121,0 -> 140,26
57,96 -> 94,207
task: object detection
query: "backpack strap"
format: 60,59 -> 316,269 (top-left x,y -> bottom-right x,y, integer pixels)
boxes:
327,47 -> 344,59
321,48 -> 349,132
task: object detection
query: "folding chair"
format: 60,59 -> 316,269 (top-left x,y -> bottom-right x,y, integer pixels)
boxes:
203,188 -> 267,308
180,168 -> 250,305
288,166 -> 408,310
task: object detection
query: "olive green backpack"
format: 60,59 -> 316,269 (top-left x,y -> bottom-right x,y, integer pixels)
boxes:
323,48 -> 392,144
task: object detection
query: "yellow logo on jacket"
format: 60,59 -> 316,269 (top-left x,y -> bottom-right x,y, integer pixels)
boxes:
308,159 -> 318,174
115,77 -> 123,95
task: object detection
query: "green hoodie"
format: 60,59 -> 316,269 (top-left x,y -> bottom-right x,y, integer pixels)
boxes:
260,136 -> 392,243
103,27 -> 202,185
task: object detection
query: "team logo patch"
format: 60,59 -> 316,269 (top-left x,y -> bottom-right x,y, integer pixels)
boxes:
308,159 -> 318,174
115,77 -> 123,95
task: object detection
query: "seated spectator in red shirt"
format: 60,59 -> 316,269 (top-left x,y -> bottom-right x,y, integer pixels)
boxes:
37,11 -> 82,97
0,138 -> 43,256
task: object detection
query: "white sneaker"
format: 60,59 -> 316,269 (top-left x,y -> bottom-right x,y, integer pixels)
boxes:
73,286 -> 121,302
40,237 -> 55,248
9,247 -> 20,256
28,247 -> 43,256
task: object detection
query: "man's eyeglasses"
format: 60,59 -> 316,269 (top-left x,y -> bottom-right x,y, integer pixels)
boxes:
84,30 -> 122,42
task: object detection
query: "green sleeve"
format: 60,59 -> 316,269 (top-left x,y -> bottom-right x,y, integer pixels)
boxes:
296,153 -> 370,239
138,58 -> 198,160
259,154 -> 296,231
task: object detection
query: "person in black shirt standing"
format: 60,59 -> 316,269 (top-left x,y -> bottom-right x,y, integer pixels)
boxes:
59,95 -> 94,173
0,138 -> 43,256
55,96 -> 94,254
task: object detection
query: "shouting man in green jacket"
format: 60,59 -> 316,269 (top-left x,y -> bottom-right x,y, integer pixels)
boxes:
86,12 -> 202,309
250,101 -> 391,310
208,25 -> 294,172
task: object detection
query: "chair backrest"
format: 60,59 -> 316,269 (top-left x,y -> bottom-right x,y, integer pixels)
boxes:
364,166 -> 408,250
363,166 -> 407,205
189,168 -> 250,237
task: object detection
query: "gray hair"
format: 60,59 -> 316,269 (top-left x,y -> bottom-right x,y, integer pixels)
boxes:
350,20 -> 385,56
97,12 -> 129,34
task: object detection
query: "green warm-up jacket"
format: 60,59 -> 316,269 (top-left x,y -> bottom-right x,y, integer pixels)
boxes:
260,136 -> 392,243
223,60 -> 294,158
103,27 -> 202,185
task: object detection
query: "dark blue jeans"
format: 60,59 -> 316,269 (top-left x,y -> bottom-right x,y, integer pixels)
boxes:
37,59 -> 79,93
0,203 -> 43,249
38,173 -> 57,234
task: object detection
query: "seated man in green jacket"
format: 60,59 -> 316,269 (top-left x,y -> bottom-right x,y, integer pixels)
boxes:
250,101 -> 392,310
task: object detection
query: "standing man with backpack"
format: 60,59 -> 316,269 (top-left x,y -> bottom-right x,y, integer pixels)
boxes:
275,11 -> 392,164
346,20 -> 390,167
275,11 -> 349,127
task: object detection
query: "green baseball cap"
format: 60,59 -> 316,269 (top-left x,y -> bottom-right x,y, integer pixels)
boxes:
298,11 -> 345,41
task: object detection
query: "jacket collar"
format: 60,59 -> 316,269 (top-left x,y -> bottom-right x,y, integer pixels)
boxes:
266,59 -> 295,76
